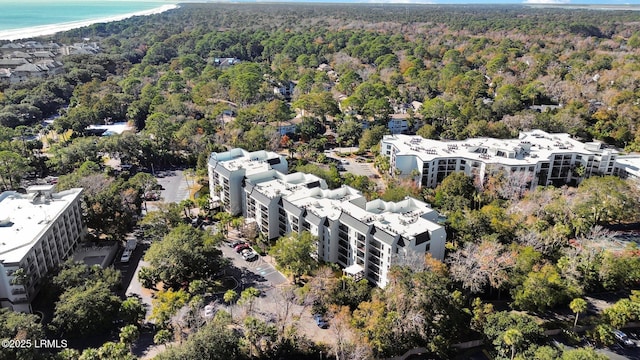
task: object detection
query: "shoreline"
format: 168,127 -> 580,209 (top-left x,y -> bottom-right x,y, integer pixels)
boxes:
0,4 -> 179,42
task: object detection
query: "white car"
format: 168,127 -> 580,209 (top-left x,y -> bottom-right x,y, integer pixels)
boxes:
204,304 -> 215,318
241,248 -> 258,261
613,330 -> 634,347
120,250 -> 132,263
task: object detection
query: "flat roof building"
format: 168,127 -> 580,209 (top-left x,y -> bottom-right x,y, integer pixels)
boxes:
209,149 -> 288,215
0,186 -> 84,312
209,149 -> 446,288
381,129 -> 620,189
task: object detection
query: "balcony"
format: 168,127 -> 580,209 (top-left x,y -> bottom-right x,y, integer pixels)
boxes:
11,288 -> 26,295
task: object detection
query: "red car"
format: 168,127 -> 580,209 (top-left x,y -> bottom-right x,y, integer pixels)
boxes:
234,243 -> 250,252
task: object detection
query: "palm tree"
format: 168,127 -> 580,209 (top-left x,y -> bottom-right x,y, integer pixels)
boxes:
223,289 -> 238,319
180,199 -> 195,219
215,211 -> 233,235
570,298 -> 588,330
503,328 -> 523,360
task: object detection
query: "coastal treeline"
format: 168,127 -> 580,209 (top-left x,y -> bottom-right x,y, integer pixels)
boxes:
0,3 -> 639,360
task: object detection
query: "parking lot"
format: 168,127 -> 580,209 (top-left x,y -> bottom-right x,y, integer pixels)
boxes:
324,150 -> 385,190
217,230 -> 346,346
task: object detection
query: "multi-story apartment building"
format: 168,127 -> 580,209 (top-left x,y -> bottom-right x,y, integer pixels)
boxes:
208,149 -> 288,215
614,156 -> 640,182
209,149 -> 446,288
0,185 -> 84,313
244,170 -> 327,240
381,129 -> 620,189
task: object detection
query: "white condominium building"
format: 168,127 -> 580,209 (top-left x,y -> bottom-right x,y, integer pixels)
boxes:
208,148 -> 288,215
0,185 -> 84,313
244,170 -> 327,240
209,149 -> 446,288
381,129 -> 620,189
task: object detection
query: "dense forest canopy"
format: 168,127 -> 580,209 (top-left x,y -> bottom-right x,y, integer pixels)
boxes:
1,4 -> 640,359
2,3 -> 639,151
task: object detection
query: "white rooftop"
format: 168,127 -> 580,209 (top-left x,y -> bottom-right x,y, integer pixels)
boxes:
288,186 -> 363,221
383,129 -> 617,165
248,171 -> 326,199
210,148 -> 284,174
86,122 -> 133,135
342,197 -> 440,238
0,187 -> 82,264
616,155 -> 640,178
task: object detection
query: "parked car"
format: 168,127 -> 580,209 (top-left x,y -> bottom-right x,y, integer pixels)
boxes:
120,250 -> 132,263
229,240 -> 246,248
234,243 -> 250,252
204,304 -> 215,318
313,314 -> 329,329
613,330 -> 634,347
241,248 -> 258,261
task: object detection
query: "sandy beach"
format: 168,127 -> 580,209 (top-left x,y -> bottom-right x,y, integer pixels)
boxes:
0,4 -> 179,41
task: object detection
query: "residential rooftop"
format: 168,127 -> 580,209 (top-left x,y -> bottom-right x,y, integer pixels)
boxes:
210,148 -> 284,174
287,186 -> 363,221
342,197 -> 441,239
383,129 -> 618,165
247,171 -> 326,199
0,186 -> 82,263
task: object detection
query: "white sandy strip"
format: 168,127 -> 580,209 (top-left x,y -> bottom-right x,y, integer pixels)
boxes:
0,4 -> 179,41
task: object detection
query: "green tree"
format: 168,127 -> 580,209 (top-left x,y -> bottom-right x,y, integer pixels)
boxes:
483,311 -> 543,359
416,124 -> 437,139
328,277 -> 371,310
238,287 -> 261,316
0,308 -> 44,360
434,172 -> 476,212
243,316 -> 278,358
144,224 -> 224,288
223,289 -> 238,306
359,125 -> 388,152
0,150 -> 30,190
512,264 -> 580,312
150,288 -> 189,327
53,261 -> 121,292
154,316 -> 241,360
561,347 -> 608,360
52,281 -> 122,337
572,176 -> 639,233
154,329 -> 173,346
271,231 -> 319,283
140,203 -> 184,239
569,298 -> 588,329
119,296 -> 147,325
337,118 -> 362,148
119,324 -> 140,352
503,328 -> 523,360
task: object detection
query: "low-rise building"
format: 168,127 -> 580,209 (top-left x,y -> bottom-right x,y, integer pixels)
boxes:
0,186 -> 85,313
381,129 -> 620,189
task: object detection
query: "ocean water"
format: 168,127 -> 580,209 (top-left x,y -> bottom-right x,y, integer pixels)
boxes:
0,0 -> 174,40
